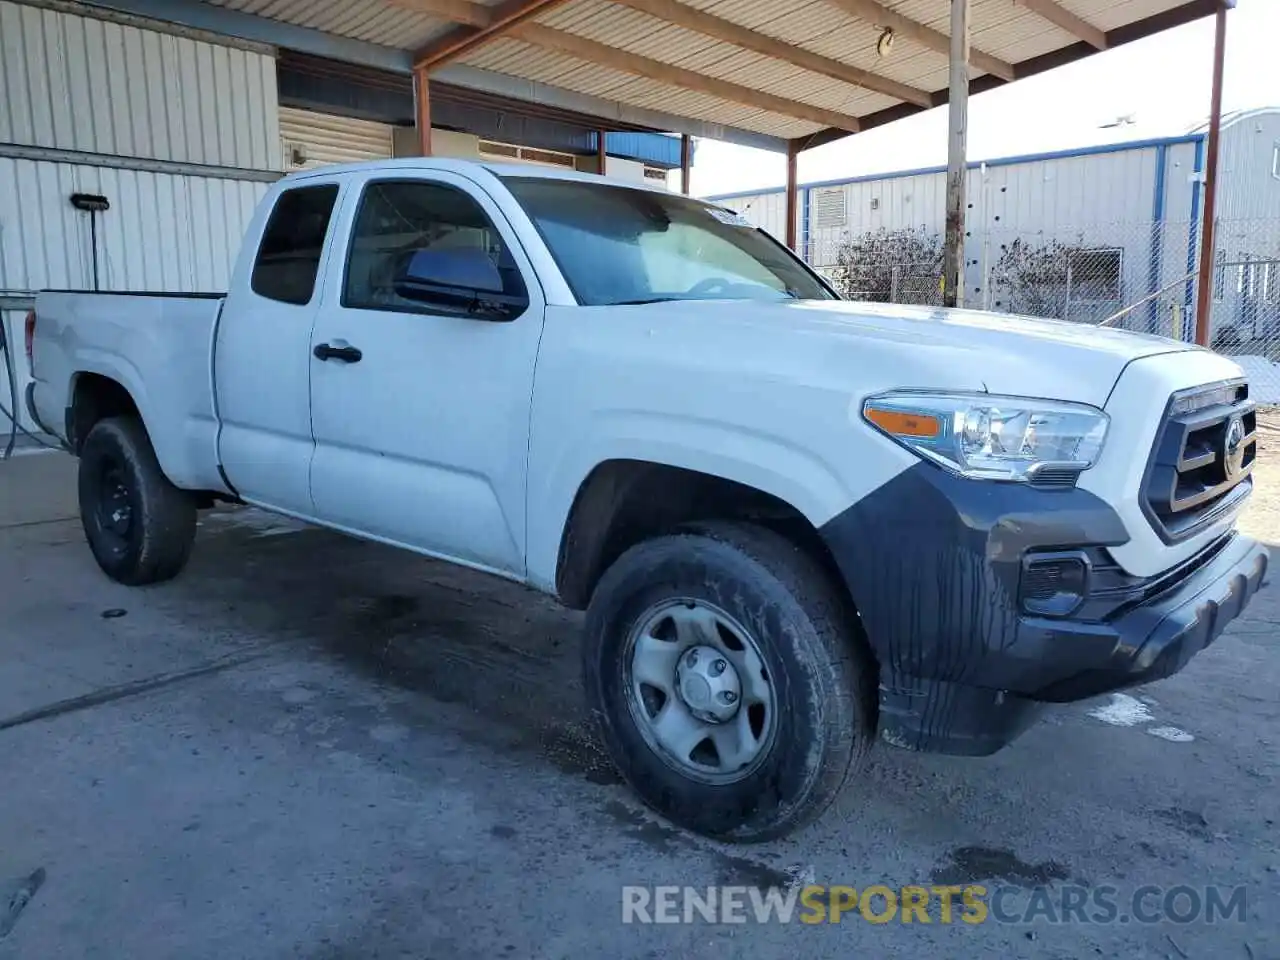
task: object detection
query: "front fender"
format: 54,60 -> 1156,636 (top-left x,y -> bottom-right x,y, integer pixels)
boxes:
525,409 -> 877,593
522,305 -> 922,592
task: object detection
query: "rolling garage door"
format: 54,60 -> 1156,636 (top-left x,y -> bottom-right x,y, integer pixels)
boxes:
279,107 -> 395,171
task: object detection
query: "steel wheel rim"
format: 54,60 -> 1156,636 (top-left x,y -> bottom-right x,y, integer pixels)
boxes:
93,458 -> 133,554
622,598 -> 777,785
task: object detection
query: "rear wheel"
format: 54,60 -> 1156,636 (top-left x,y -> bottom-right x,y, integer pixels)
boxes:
78,416 -> 196,585
582,522 -> 876,842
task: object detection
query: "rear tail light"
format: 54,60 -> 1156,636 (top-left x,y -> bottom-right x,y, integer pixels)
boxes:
24,310 -> 35,365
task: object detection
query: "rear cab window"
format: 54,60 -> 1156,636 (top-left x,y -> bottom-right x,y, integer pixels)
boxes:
251,184 -> 341,305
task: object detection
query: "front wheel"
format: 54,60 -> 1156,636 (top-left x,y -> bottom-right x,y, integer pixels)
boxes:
78,416 -> 197,585
582,522 -> 876,842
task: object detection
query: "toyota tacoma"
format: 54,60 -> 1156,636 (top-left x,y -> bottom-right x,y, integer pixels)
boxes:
24,159 -> 1268,842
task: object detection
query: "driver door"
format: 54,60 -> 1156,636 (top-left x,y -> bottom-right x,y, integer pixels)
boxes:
307,171 -> 546,576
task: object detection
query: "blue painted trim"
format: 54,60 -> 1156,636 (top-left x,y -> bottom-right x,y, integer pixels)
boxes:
1146,143 -> 1168,332
953,135 -> 1202,171
590,132 -> 683,169
1183,136 -> 1206,342
706,134 -> 1205,203
801,186 -> 811,262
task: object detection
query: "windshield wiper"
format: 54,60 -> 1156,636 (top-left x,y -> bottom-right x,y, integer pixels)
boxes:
610,297 -> 680,305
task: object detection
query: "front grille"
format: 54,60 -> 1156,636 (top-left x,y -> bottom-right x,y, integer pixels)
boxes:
1141,379 -> 1256,543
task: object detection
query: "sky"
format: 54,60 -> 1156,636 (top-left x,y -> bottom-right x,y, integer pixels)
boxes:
688,0 -> 1280,198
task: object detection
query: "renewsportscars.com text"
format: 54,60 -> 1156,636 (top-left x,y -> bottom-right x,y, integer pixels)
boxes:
621,884 -> 1248,926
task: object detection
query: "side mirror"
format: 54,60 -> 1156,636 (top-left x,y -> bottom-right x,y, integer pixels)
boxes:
393,248 -> 526,321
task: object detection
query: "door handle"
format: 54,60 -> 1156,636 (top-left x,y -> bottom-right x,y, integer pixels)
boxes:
313,342 -> 362,363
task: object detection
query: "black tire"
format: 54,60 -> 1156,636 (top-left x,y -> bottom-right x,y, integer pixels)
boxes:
583,521 -> 877,842
78,416 -> 197,585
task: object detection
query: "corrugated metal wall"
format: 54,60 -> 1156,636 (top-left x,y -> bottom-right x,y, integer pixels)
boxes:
726,191 -> 789,241
0,157 -> 267,432
795,148 -> 1161,257
0,0 -> 282,295
279,107 -> 394,170
0,0 -> 280,171
1216,112 -> 1280,223
0,0 -> 282,434
0,157 -> 268,292
984,148 -> 1158,229
717,143 -> 1172,314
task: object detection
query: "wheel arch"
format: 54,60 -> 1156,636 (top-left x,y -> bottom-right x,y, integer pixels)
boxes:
553,459 -> 853,615
68,372 -> 142,453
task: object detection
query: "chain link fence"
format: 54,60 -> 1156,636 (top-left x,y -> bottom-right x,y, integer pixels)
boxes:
1205,219 -> 1280,405
803,216 -> 1280,403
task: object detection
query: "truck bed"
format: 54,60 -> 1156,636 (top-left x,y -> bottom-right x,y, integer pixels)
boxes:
29,290 -> 229,493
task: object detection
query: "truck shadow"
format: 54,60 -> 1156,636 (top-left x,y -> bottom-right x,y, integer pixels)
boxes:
173,507 -> 1280,872
180,508 -> 619,785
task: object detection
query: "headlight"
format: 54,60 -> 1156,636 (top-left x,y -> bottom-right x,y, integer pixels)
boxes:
861,391 -> 1109,482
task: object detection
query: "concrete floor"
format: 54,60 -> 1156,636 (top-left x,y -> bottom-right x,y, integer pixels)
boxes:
1,450 -> 1277,959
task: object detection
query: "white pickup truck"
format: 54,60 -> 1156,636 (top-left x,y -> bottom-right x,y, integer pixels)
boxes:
24,159 -> 1268,842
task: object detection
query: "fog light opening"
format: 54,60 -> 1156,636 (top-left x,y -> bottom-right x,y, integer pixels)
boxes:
1021,553 -> 1089,617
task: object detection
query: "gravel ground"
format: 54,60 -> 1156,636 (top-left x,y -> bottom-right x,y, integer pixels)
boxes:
0,445 -> 1276,960
1237,408 -> 1280,541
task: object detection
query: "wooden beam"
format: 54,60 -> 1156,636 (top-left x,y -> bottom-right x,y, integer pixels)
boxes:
1194,0 -> 1230,346
1014,0 -> 1106,49
388,0 -> 490,27
597,128 -> 608,174
510,24 -> 863,131
611,0 -> 931,107
414,0 -> 569,70
823,0 -> 1015,81
415,67 -> 433,155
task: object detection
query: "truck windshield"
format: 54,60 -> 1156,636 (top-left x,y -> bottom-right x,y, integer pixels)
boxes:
500,176 -> 836,306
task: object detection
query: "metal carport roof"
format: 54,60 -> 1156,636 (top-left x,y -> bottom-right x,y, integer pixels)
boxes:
87,0 -> 1224,154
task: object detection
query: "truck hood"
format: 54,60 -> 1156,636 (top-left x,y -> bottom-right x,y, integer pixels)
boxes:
645,298 -> 1198,407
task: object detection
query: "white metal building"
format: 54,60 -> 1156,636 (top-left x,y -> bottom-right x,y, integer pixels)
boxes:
711,107 -> 1280,334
